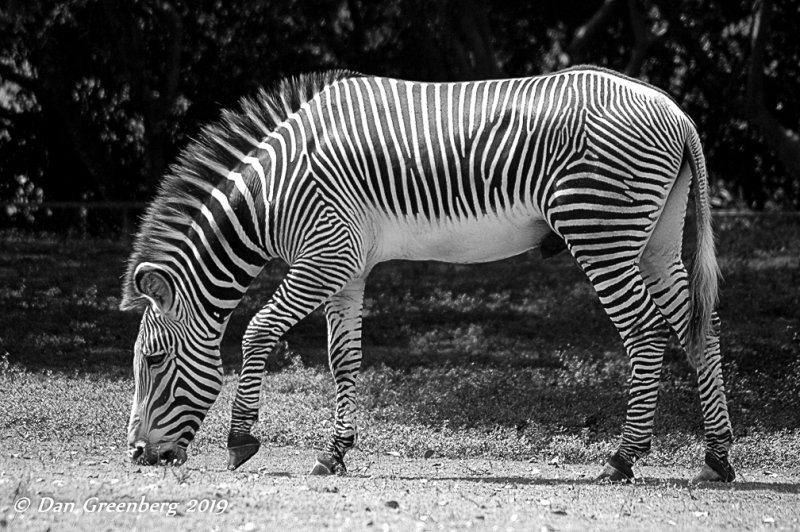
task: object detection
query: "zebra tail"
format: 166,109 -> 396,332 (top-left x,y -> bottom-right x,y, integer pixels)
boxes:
684,125 -> 721,370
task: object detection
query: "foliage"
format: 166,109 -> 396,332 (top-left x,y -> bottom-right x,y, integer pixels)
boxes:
0,0 -> 799,214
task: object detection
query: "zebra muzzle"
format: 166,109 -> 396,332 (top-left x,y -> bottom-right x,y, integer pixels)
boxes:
128,441 -> 187,466
227,432 -> 261,470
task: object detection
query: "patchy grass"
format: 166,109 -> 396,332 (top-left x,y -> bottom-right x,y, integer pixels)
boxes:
0,217 -> 797,455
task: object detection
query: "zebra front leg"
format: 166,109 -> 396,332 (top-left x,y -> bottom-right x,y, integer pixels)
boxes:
310,279 -> 366,475
226,314 -> 284,470
227,256 -> 356,470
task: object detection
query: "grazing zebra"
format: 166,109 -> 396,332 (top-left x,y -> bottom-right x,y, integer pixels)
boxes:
121,66 -> 735,482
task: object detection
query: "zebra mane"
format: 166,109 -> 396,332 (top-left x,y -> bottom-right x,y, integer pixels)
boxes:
120,69 -> 361,311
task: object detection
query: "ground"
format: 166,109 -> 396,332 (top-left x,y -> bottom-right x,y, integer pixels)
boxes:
2,445 -> 800,531
1,214 -> 799,530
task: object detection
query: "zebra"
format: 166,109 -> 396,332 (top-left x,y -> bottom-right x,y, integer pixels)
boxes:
121,66 -> 735,482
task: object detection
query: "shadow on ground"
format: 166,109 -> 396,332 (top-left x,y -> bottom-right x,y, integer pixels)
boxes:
2,227 -> 799,438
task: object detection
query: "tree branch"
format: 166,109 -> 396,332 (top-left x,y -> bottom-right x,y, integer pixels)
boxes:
624,0 -> 660,76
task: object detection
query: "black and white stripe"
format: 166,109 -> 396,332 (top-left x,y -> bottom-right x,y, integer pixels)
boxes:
122,66 -> 733,479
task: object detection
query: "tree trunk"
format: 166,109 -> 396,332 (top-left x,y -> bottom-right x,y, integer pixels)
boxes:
625,0 -> 655,77
745,0 -> 800,182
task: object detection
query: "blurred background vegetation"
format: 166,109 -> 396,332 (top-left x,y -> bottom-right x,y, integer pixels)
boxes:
0,0 -> 799,229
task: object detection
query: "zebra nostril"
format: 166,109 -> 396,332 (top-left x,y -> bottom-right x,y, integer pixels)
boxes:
129,447 -> 144,461
128,440 -> 147,462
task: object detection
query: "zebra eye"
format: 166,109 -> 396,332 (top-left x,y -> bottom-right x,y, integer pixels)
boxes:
145,353 -> 168,366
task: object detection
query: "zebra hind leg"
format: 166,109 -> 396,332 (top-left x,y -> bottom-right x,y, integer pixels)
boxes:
579,263 -> 671,482
310,279 -> 366,475
641,253 -> 734,482
690,317 -> 735,483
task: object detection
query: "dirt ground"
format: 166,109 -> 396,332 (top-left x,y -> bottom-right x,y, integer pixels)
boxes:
2,443 -> 799,531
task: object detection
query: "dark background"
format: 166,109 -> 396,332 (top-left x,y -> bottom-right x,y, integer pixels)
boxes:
1,0 -> 799,226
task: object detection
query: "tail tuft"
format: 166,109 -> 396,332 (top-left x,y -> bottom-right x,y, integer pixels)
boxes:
684,124 -> 721,370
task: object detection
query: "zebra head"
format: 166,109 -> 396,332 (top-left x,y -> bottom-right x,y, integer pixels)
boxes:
127,262 -> 224,466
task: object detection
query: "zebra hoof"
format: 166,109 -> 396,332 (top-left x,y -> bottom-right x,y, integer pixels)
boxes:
692,464 -> 724,483
596,453 -> 634,483
226,432 -> 261,471
309,453 -> 346,476
692,453 -> 735,483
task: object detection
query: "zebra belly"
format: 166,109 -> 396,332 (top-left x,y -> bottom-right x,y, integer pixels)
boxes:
377,213 -> 552,264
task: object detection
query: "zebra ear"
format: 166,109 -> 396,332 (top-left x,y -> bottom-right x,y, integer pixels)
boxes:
133,263 -> 176,317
